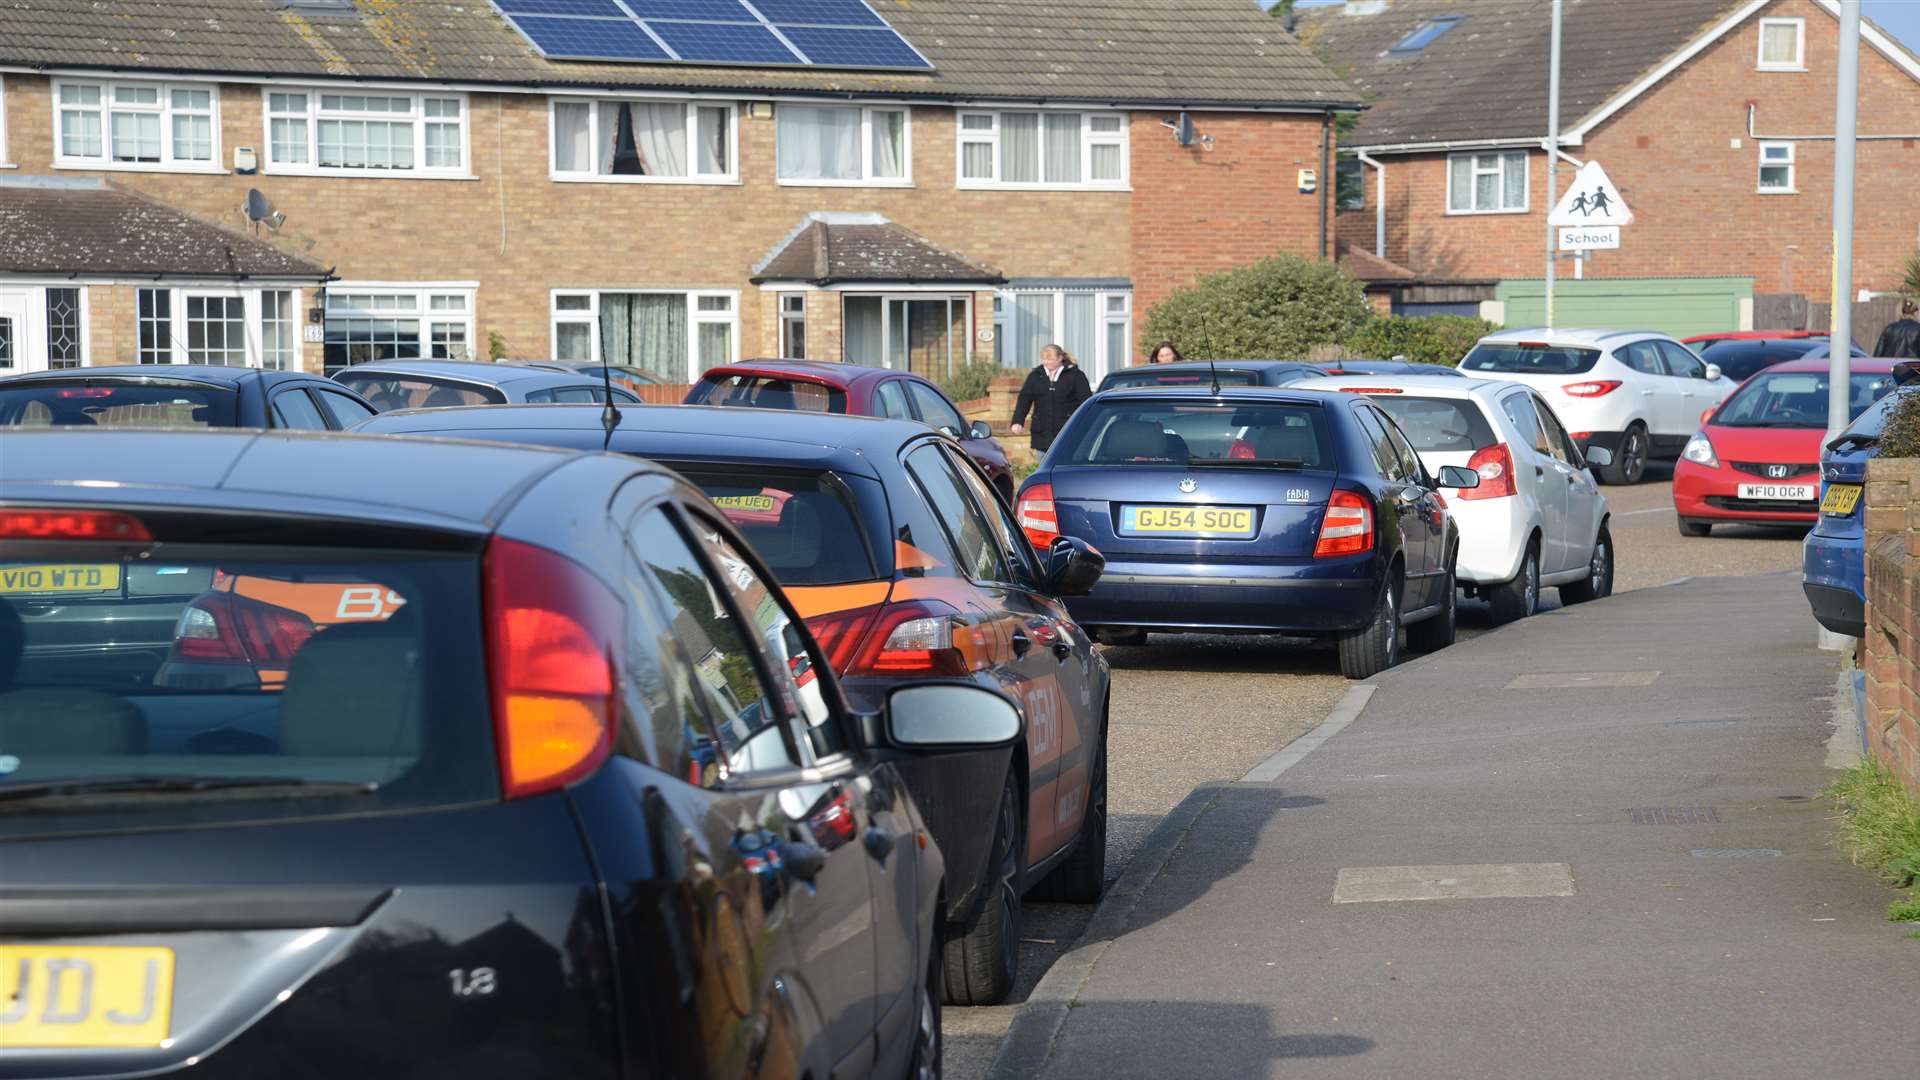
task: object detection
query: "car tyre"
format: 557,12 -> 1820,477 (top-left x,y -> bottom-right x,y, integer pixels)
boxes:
1678,517 -> 1712,537
1033,714 -> 1106,904
1598,424 -> 1649,485
1336,575 -> 1400,679
1487,544 -> 1539,626
1405,559 -> 1457,653
911,916 -> 944,1080
1560,524 -> 1614,604
943,774 -> 1023,1006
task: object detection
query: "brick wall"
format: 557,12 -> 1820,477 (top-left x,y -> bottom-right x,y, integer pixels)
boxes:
1336,0 -> 1920,299
1862,457 -> 1920,796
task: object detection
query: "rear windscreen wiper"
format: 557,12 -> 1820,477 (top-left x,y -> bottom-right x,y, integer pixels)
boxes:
1190,458 -> 1308,469
0,775 -> 380,805
1827,432 -> 1878,451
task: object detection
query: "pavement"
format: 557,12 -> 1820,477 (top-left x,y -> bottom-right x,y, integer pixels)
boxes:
986,571 -> 1919,1080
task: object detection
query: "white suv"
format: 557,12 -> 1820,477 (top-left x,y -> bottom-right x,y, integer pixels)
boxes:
1455,329 -> 1738,484
1295,374 -> 1614,624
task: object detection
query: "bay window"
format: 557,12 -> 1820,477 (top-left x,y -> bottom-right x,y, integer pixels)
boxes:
551,98 -> 736,182
776,104 -> 909,184
133,287 -> 303,367
56,80 -> 219,170
265,90 -> 468,176
550,290 -> 738,381
958,110 -> 1127,189
992,286 -> 1131,381
324,286 -> 474,372
1447,150 -> 1528,214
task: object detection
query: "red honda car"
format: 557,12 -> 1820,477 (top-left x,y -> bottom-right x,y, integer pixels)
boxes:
685,360 -> 1015,499
1673,356 -> 1903,536
1681,329 -> 1827,349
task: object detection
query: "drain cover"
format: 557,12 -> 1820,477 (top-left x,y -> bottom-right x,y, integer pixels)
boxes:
1690,848 -> 1783,857
1629,807 -> 1721,824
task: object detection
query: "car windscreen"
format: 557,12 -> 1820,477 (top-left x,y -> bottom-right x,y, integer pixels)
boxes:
1460,343 -> 1602,375
332,374 -> 507,411
1364,395 -> 1499,453
1057,400 -> 1335,470
0,544 -> 494,840
676,468 -> 884,585
1699,343 -> 1818,382
1101,370 -> 1262,390
1713,371 -> 1900,428
0,383 -> 239,428
688,375 -> 847,414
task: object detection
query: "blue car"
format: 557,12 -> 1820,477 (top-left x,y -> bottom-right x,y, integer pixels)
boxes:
333,359 -> 642,411
1014,387 -> 1478,678
1805,369 -> 1919,637
1097,359 -> 1326,392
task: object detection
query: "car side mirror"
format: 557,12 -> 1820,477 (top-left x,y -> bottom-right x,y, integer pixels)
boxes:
1045,535 -> 1105,596
1702,363 -> 1722,382
968,419 -> 994,440
1436,465 -> 1481,490
879,683 -> 1022,753
1583,445 -> 1615,468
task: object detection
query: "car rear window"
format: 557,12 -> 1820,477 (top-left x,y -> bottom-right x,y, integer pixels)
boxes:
0,383 -> 239,429
1101,370 -> 1262,390
1461,343 -> 1602,375
1715,371 -> 1900,429
333,375 -> 506,412
676,468 -> 883,585
1841,386 -> 1916,440
690,375 -> 847,414
1698,342 -> 1821,382
1057,400 -> 1334,470
0,544 -> 494,839
1365,395 -> 1498,453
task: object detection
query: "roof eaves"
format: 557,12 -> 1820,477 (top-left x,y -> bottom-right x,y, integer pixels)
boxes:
1564,0 -> 1771,141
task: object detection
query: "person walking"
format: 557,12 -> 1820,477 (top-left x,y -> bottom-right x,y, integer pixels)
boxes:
1148,341 -> 1184,365
1873,298 -> 1920,358
1010,344 -> 1093,452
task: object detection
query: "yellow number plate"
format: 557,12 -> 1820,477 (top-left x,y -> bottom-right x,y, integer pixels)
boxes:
1819,483 -> 1862,516
0,945 -> 174,1048
1124,505 -> 1256,537
0,564 -> 122,594
711,495 -> 777,513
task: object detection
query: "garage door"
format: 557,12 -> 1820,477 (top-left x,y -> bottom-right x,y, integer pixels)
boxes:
1496,277 -> 1752,337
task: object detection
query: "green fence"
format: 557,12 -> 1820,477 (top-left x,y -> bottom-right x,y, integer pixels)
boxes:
1496,277 -> 1754,337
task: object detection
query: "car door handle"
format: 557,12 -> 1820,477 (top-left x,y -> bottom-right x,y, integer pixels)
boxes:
782,840 -> 827,883
1641,389 -> 1656,396
1050,637 -> 1074,660
1010,628 -> 1033,657
861,827 -> 894,866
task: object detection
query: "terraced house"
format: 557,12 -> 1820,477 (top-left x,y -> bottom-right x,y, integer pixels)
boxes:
0,0 -> 1359,385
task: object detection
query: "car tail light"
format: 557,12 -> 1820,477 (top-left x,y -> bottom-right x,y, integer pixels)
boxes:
845,601 -> 971,677
0,509 -> 150,541
1568,431 -> 1592,440
172,592 -> 316,664
1562,380 -> 1623,398
485,537 -> 621,800
1458,443 -> 1517,501
55,388 -> 116,399
804,604 -> 883,674
1016,483 -> 1060,548
1314,490 -> 1374,558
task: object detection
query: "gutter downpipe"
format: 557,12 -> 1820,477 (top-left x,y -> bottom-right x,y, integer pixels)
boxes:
1355,150 -> 1386,258
1320,112 -> 1332,260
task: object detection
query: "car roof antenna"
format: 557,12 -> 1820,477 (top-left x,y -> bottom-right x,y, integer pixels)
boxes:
599,363 -> 622,450
1203,314 -> 1221,395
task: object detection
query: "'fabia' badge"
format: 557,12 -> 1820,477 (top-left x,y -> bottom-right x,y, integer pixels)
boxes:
1178,478 -> 1197,493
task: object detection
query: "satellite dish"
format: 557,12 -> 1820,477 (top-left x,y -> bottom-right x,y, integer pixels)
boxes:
1176,113 -> 1196,148
243,188 -> 286,232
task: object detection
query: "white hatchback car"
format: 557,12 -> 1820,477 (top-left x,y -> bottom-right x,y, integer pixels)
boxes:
1455,329 -> 1739,485
1294,375 -> 1614,624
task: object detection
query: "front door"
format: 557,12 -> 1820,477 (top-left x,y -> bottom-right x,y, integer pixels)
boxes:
0,289 -> 34,376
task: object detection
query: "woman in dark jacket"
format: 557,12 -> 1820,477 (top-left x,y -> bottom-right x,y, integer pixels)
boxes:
1010,344 -> 1093,452
1875,298 -> 1920,359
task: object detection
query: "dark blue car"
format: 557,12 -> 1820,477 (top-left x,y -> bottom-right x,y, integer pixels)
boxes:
0,364 -> 377,431
1805,370 -> 1918,637
1097,360 -> 1325,392
1014,387 -> 1477,678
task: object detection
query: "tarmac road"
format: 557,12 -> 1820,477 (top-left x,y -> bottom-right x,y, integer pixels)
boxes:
941,463 -> 1811,1080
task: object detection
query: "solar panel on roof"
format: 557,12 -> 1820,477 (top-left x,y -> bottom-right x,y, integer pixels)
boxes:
489,0 -> 932,70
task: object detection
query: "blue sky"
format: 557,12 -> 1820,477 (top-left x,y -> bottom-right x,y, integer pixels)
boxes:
1281,0 -> 1920,54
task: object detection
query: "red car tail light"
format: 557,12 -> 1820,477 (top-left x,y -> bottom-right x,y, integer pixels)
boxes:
0,509 -> 150,541
1016,483 -> 1060,548
1458,443 -> 1517,501
173,592 -> 316,665
846,601 -> 970,677
485,537 -> 621,800
1315,490 -> 1374,558
804,604 -> 883,674
1562,380 -> 1623,398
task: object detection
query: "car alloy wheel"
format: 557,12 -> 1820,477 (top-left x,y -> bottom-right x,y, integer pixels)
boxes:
912,945 -> 942,1080
1589,538 -> 1610,591
1620,428 -> 1647,483
1383,585 -> 1399,668
1522,558 -> 1539,615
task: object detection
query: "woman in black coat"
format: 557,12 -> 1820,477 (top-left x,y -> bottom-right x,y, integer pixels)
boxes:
1010,344 -> 1093,452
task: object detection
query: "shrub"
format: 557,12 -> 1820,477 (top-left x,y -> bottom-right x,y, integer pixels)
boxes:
938,358 -> 1012,404
1343,314 -> 1501,368
1142,254 -> 1371,360
1826,758 -> 1920,922
1903,248 -> 1920,296
1878,387 -> 1920,458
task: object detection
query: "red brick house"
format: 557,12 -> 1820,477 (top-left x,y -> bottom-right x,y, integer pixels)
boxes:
1301,0 -> 1920,333
0,0 -> 1360,383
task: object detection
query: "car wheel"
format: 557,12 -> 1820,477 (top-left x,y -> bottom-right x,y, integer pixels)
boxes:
1678,517 -> 1712,538
1487,544 -> 1539,626
911,921 -> 944,1080
1598,424 -> 1648,485
1336,574 -> 1400,679
1560,524 -> 1614,604
943,774 -> 1023,1006
1033,712 -> 1107,903
1405,558 -> 1457,653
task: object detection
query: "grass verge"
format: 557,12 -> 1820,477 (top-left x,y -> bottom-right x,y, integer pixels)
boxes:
1825,758 -> 1920,926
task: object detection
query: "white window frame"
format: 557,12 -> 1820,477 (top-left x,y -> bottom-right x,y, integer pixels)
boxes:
1757,141 -> 1796,194
548,289 -> 741,382
1757,17 -> 1806,72
991,286 -> 1132,383
261,88 -> 471,179
774,104 -> 912,187
956,108 -> 1129,191
1445,150 -> 1529,215
0,75 -> 11,166
52,78 -> 224,174
323,284 -> 476,369
129,286 -> 304,367
777,291 -> 809,358
548,96 -> 739,185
